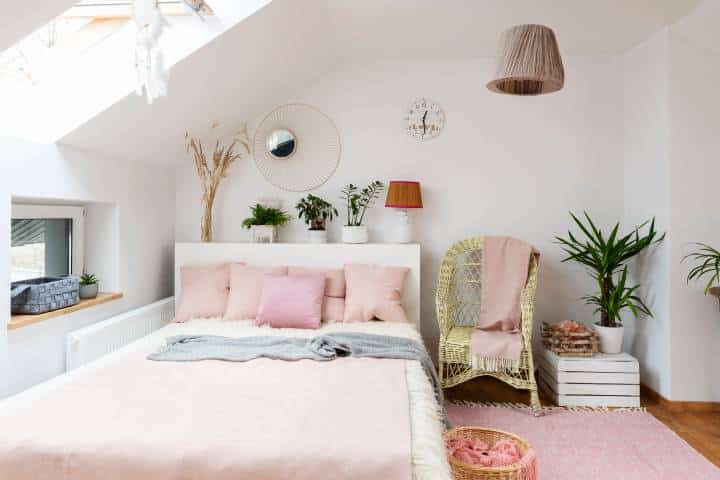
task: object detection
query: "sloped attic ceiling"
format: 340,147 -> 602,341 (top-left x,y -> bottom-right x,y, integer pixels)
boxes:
0,0 -> 76,52
58,0 -> 701,165
60,0 -> 335,163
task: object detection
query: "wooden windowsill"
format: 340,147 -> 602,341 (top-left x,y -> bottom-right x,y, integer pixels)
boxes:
8,292 -> 124,331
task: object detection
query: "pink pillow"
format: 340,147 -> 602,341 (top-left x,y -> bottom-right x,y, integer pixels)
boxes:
224,264 -> 288,320
256,274 -> 325,329
322,296 -> 346,323
287,266 -> 345,297
343,264 -> 409,323
175,263 -> 231,322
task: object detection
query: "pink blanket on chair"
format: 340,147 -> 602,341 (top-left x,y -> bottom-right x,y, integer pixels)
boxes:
470,236 -> 537,368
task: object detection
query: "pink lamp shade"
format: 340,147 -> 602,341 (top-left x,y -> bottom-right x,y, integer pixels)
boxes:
385,181 -> 423,209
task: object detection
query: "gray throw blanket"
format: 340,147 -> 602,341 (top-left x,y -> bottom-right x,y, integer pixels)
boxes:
149,332 -> 450,428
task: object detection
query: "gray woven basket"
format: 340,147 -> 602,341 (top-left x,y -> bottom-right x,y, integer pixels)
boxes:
11,276 -> 80,315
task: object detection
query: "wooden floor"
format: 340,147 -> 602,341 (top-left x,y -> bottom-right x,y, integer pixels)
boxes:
445,376 -> 720,468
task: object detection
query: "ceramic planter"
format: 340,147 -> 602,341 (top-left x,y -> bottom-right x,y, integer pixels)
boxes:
79,283 -> 99,300
250,225 -> 277,243
307,229 -> 328,244
593,322 -> 624,354
342,226 -> 368,244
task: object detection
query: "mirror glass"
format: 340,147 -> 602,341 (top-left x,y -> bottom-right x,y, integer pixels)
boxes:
266,129 -> 296,159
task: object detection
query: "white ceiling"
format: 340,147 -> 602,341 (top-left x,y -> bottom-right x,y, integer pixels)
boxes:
670,0 -> 720,54
0,1 -> 77,52
325,0 -> 702,57
6,0 -> 703,163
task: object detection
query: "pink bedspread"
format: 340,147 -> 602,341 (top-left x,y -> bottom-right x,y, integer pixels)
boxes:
0,342 -> 411,480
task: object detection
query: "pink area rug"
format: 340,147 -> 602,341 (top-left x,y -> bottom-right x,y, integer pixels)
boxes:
446,402 -> 720,480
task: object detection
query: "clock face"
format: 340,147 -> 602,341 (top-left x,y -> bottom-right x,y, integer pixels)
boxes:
405,98 -> 445,140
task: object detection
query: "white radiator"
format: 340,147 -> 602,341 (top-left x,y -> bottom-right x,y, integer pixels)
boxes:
66,297 -> 175,371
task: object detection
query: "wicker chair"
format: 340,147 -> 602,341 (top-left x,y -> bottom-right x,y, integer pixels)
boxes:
436,236 -> 541,413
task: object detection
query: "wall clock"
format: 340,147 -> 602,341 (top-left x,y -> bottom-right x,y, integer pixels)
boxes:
405,98 -> 445,140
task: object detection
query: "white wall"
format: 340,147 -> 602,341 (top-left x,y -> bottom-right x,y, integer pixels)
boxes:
0,168 -> 10,397
621,14 -> 720,402
0,139 -> 175,398
176,56 -> 625,356
622,30 -> 672,398
666,33 -> 720,401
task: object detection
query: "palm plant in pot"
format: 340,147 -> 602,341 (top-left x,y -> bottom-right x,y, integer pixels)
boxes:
340,181 -> 385,244
295,194 -> 338,243
242,204 -> 291,243
683,243 -> 720,306
556,212 -> 665,353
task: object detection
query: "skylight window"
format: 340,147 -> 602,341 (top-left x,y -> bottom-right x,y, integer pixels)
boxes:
0,1 -> 211,88
0,0 -> 269,143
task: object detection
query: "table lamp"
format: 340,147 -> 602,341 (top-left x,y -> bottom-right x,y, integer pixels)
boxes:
385,181 -> 423,243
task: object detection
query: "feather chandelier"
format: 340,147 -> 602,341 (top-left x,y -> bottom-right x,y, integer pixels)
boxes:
133,0 -> 169,104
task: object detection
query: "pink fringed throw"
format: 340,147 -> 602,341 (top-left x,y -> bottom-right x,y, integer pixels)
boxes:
470,236 -> 538,371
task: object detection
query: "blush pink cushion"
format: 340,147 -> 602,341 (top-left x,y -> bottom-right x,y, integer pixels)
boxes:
175,263 -> 232,322
256,274 -> 326,329
322,297 -> 346,323
224,264 -> 288,320
287,267 -> 345,297
343,264 -> 410,323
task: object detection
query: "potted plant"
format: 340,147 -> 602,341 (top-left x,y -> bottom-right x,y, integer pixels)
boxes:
683,243 -> 720,303
79,273 -> 99,300
242,203 -> 291,243
340,181 -> 385,244
295,194 -> 338,243
555,212 -> 665,353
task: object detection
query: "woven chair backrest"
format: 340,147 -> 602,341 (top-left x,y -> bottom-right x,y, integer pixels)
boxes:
449,247 -> 484,327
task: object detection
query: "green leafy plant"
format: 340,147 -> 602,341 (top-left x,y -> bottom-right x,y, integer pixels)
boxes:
555,211 -> 665,327
241,204 -> 291,229
295,194 -> 338,231
80,273 -> 98,286
683,243 -> 720,294
340,181 -> 385,226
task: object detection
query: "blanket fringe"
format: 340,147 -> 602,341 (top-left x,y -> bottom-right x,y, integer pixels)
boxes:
471,356 -> 520,373
448,400 -> 647,414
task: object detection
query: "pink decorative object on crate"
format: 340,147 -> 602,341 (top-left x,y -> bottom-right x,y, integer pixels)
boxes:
541,321 -> 599,357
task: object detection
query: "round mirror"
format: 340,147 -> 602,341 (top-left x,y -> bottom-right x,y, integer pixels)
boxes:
266,129 -> 297,159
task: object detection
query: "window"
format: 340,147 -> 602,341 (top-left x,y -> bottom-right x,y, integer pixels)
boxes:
11,205 -> 84,282
0,1 -> 206,88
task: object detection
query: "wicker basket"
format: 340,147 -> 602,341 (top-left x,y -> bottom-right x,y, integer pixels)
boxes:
444,427 -> 536,480
10,276 -> 79,314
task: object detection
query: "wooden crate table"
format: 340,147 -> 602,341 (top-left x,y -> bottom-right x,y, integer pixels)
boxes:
538,348 -> 640,407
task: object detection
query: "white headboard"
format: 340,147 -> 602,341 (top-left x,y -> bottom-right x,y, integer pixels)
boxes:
174,243 -> 422,328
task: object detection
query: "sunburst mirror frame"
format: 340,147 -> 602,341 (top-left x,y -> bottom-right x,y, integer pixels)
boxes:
253,104 -> 341,192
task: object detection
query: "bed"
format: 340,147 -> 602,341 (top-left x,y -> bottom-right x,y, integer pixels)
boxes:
0,243 -> 451,480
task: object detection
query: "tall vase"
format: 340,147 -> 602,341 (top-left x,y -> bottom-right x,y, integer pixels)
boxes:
200,191 -> 215,242
201,203 -> 212,242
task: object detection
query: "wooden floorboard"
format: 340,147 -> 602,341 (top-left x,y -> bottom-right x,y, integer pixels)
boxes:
444,375 -> 720,468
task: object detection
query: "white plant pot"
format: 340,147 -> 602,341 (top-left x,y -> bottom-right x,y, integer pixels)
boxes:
250,225 -> 277,243
307,229 -> 328,244
342,226 -> 368,244
593,322 -> 625,354
79,283 -> 99,300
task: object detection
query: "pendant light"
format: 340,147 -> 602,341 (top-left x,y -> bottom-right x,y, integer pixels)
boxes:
487,24 -> 564,96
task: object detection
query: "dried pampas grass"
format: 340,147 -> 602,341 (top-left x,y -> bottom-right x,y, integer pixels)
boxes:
186,123 -> 251,242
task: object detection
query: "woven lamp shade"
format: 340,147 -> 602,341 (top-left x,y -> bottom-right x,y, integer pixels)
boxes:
385,181 -> 423,208
487,24 -> 564,96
